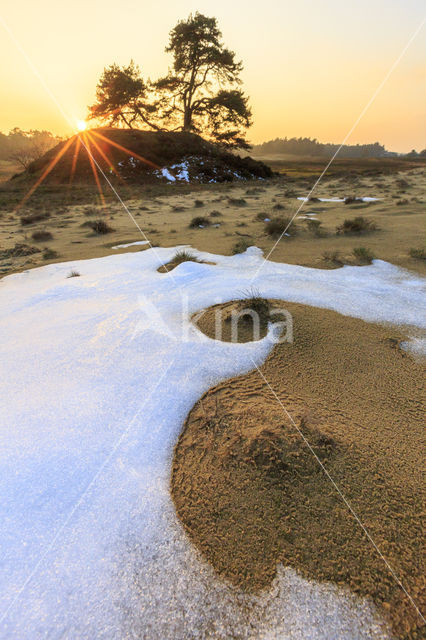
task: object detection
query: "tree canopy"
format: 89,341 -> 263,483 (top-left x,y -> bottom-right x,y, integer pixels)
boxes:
88,14 -> 252,148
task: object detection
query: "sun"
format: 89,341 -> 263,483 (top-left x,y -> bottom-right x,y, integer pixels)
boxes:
76,119 -> 87,132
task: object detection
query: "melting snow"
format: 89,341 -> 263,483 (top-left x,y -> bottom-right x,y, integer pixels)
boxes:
1,247 -> 423,638
112,241 -> 150,250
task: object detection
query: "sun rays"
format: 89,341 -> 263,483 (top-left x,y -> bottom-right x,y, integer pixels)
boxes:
14,127 -> 160,212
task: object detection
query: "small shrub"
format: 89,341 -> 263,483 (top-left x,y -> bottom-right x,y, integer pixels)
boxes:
85,219 -> 114,234
194,199 -> 204,208
409,247 -> 426,260
272,203 -> 285,210
42,248 -> 59,260
344,196 -> 364,205
20,212 -> 50,226
336,217 -> 377,234
189,216 -> 210,228
171,205 -> 186,212
209,210 -> 222,217
254,212 -> 267,222
32,230 -> 53,242
232,238 -> 252,254
0,243 -> 40,258
228,197 -> 247,207
306,219 -> 324,236
67,270 -> 80,278
352,247 -> 375,264
322,251 -> 343,266
265,217 -> 294,237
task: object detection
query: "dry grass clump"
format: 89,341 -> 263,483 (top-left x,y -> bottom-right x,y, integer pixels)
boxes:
228,197 -> 247,207
82,219 -> 115,234
322,250 -> 344,266
158,249 -> 205,273
352,247 -> 375,264
67,270 -> 80,278
336,216 -> 377,234
265,217 -> 294,237
409,247 -> 425,260
306,219 -> 325,237
344,196 -> 364,205
20,212 -> 50,226
42,248 -> 59,260
194,199 -> 204,208
272,203 -> 285,210
31,230 -> 53,242
242,287 -> 270,319
0,243 -> 40,258
232,238 -> 252,254
189,216 -> 210,228
209,210 -> 222,217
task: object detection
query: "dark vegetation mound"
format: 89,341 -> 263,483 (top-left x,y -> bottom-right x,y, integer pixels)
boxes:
16,129 -> 273,185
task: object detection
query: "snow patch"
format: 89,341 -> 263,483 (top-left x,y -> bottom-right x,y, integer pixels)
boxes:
1,248 -> 423,638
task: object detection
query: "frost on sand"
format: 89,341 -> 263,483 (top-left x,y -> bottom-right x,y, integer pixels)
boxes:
1,246 -> 424,639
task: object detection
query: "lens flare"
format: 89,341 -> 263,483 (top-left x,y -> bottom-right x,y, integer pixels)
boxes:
76,119 -> 87,132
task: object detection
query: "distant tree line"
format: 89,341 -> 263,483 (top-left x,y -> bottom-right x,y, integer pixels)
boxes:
251,137 -> 399,158
0,128 -> 61,168
88,13 -> 252,149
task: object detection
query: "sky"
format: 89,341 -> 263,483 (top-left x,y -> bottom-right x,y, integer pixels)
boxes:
0,0 -> 425,152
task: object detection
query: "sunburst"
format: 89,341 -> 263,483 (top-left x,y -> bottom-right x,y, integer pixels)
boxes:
14,128 -> 160,213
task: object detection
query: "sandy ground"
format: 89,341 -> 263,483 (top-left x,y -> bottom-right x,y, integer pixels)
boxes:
0,166 -> 425,277
173,301 -> 425,639
0,162 -> 424,638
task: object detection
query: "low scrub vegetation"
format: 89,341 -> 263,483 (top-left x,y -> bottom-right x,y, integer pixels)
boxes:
265,217 -> 294,237
189,216 -> 210,228
194,199 -> 204,208
306,219 -> 325,237
67,270 -> 81,278
322,251 -> 344,266
20,212 -> 50,226
352,247 -> 375,264
42,248 -> 59,260
228,197 -> 247,207
336,216 -> 377,234
232,238 -> 252,254
32,230 -> 53,242
82,219 -> 115,234
409,247 -> 425,260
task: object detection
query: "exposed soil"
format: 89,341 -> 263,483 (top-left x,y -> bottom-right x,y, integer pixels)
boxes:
172,301 -> 425,639
0,163 -> 424,278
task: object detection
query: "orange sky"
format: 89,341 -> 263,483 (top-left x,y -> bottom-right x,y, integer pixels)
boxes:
1,0 -> 425,152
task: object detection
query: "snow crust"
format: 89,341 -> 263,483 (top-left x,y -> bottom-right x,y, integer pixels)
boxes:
1,246 -> 424,639
297,196 -> 381,203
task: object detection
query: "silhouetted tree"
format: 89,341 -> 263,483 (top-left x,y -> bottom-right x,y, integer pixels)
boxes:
88,61 -> 161,130
154,13 -> 252,148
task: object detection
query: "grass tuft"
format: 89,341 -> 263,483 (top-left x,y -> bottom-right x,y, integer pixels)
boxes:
189,216 -> 210,228
265,217 -> 294,237
336,216 -> 377,234
409,247 -> 425,260
32,230 -> 53,242
232,238 -> 252,254
352,247 -> 375,264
